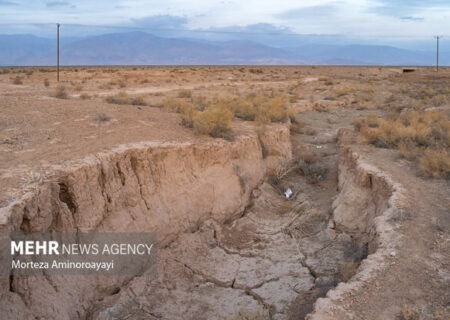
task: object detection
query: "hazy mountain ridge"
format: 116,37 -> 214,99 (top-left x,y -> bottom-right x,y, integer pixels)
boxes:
0,32 -> 447,66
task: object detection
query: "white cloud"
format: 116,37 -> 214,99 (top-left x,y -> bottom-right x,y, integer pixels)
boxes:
0,0 -> 448,39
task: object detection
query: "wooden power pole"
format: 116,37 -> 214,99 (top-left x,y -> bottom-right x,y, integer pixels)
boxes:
57,23 -> 60,82
435,36 -> 443,72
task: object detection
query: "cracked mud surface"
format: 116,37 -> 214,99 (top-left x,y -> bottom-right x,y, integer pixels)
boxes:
88,113 -> 368,320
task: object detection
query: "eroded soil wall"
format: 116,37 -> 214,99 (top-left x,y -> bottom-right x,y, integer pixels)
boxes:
0,125 -> 291,320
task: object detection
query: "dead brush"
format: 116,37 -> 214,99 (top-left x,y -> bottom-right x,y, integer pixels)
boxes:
355,111 -> 450,179
234,98 -> 257,121
313,103 -> 328,112
94,112 -> 111,122
192,104 -> 234,139
288,208 -> 329,238
163,98 -> 190,113
12,76 -> 23,85
256,95 -> 291,123
267,160 -> 298,192
178,89 -> 192,98
105,92 -> 147,106
54,86 -> 68,99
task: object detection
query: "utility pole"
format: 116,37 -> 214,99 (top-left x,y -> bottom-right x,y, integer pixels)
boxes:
57,23 -> 60,82
434,35 -> 443,72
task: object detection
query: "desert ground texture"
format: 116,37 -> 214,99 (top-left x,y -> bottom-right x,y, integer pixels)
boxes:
0,66 -> 449,320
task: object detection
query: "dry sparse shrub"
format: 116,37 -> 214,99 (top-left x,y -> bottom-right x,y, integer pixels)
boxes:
105,92 -> 147,106
430,94 -> 448,107
313,103 -> 328,112
74,85 -> 83,92
249,68 -> 263,74
256,95 -> 290,123
289,94 -> 299,103
234,98 -> 257,120
419,149 -> 450,179
268,160 -> 297,189
130,96 -> 147,106
192,95 -> 208,111
80,93 -> 90,100
180,105 -> 197,128
12,76 -> 23,85
335,87 -> 356,97
44,78 -> 50,87
178,89 -> 192,98
105,92 -> 129,104
355,111 -> 450,179
54,86 -> 68,99
163,98 -> 189,112
95,112 -> 110,122
193,104 -> 233,138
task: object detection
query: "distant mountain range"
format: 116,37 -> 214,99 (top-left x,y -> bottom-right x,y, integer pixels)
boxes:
0,32 -> 448,66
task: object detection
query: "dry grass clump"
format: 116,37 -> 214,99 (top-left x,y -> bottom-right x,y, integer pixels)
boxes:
54,86 -> 68,99
418,149 -> 450,179
163,98 -> 191,113
335,87 -> 356,97
192,104 -> 233,138
318,76 -> 333,85
44,78 -> 50,87
12,76 -> 23,85
178,89 -> 192,98
354,111 -> 450,179
313,103 -> 329,112
94,112 -> 111,122
234,98 -> 257,120
248,68 -> 263,74
162,93 -> 291,138
105,92 -> 147,106
232,94 -> 291,123
256,95 -> 291,123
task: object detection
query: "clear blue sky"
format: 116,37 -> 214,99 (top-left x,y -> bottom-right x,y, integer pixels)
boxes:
0,1 -> 449,42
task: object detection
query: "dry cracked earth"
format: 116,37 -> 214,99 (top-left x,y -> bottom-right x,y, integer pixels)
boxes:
88,110 -> 370,320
